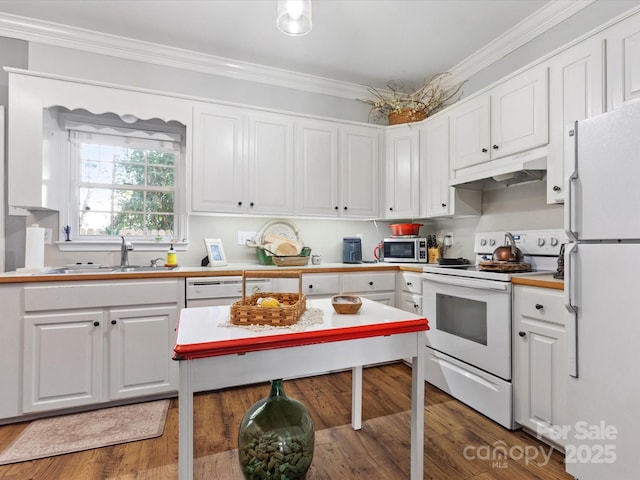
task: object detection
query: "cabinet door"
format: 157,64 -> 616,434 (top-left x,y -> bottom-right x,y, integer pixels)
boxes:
513,286 -> 566,445
385,127 -> 420,219
449,96 -> 490,170
108,306 -> 178,400
607,12 -> 640,110
547,37 -> 604,203
191,104 -> 245,213
295,119 -> 339,217
23,310 -> 104,412
490,66 -> 548,158
340,125 -> 380,218
247,112 -> 294,215
421,115 -> 451,217
399,292 -> 422,315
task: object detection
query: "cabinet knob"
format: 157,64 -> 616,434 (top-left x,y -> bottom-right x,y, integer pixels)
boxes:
237,201 -> 243,206
389,207 -> 393,211
369,281 -> 374,286
518,331 -> 526,337
343,206 -> 348,210
334,206 -> 339,210
407,281 -> 412,286
553,185 -> 561,192
492,144 -> 499,150
413,303 -> 420,309
308,284 -> 313,289
441,203 -> 447,207
481,148 -> 488,153
111,320 -> 117,325
535,303 -> 543,310
93,321 -> 100,327
249,202 -> 254,207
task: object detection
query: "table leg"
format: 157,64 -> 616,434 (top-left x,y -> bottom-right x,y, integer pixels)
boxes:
351,365 -> 363,430
178,361 -> 194,480
410,335 -> 425,480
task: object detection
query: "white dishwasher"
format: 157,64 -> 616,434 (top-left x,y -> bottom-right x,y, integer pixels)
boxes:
185,276 -> 272,307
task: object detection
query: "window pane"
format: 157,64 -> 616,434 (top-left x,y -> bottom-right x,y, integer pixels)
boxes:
114,213 -> 145,235
114,163 -> 145,185
146,191 -> 174,213
147,166 -> 174,187
79,187 -> 113,212
148,151 -> 175,166
114,189 -> 144,212
79,211 -> 112,236
146,214 -> 174,232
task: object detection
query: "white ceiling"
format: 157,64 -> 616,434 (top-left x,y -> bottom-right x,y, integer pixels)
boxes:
0,0 -> 575,90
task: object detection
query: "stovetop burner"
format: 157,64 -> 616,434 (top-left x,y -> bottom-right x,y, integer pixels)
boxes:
423,229 -> 567,281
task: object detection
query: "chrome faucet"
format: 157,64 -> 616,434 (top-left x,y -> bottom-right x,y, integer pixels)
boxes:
120,236 -> 133,266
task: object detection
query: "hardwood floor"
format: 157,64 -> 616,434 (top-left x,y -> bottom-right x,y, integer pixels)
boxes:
0,363 -> 572,479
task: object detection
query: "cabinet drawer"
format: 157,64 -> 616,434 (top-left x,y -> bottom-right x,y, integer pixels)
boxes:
24,280 -> 181,312
399,272 -> 422,294
342,272 -> 396,293
277,274 -> 340,296
516,287 -> 564,326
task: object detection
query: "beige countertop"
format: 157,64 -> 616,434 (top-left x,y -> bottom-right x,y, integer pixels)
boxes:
511,273 -> 564,290
0,262 -> 426,284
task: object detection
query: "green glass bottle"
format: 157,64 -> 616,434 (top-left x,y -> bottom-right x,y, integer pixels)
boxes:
238,379 -> 315,480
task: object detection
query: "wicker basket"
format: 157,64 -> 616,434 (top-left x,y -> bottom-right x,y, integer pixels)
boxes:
230,271 -> 306,326
388,109 -> 427,125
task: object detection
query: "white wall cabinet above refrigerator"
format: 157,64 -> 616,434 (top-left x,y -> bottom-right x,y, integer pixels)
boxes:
449,65 -> 549,178
606,12 -> 640,110
546,36 -> 604,204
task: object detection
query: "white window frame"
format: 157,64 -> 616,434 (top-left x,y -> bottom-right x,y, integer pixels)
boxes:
58,119 -> 188,252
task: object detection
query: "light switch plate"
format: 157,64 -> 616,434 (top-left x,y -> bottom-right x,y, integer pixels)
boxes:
237,231 -> 256,246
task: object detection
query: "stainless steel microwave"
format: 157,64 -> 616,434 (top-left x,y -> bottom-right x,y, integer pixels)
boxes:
382,237 -> 428,263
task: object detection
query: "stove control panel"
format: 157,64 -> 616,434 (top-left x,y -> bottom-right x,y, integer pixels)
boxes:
475,229 -> 567,256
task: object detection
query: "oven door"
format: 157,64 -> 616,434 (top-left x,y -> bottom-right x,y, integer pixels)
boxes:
422,272 -> 511,380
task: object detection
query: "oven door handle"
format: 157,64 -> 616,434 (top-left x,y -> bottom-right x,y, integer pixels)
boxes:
422,273 -> 510,291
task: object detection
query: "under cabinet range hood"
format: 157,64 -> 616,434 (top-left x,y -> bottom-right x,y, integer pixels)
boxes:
449,146 -> 547,190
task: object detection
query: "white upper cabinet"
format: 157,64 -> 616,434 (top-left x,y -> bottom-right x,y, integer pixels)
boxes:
295,119 -> 339,216
295,120 -> 380,218
339,124 -> 380,218
450,66 -> 548,174
546,36 -> 604,204
247,112 -> 295,215
420,115 -> 481,218
385,126 -> 420,219
191,105 -> 294,215
191,104 -> 245,213
606,11 -> 640,110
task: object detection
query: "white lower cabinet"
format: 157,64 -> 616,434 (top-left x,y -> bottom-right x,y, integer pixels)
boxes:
342,271 -> 396,306
513,285 -> 566,446
21,279 -> 182,413
397,271 -> 422,315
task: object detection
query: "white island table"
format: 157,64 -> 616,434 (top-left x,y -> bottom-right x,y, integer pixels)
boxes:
173,297 -> 429,479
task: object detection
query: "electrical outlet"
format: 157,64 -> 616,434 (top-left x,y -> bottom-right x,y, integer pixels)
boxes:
444,232 -> 453,246
44,228 -> 53,245
237,231 -> 256,246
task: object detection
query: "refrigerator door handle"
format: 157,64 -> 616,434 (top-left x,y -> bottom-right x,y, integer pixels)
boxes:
564,242 -> 578,378
564,122 -> 579,242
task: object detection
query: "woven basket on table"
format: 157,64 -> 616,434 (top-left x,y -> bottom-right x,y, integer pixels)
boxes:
230,270 -> 306,326
388,109 -> 427,125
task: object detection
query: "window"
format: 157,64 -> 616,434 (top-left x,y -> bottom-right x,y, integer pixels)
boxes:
62,117 -> 187,248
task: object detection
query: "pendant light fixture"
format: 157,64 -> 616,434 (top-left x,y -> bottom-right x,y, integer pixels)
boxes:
277,0 -> 312,36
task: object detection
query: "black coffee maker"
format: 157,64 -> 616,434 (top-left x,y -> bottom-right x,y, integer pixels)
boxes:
343,237 -> 362,264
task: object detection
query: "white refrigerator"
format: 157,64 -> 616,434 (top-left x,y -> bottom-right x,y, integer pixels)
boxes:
564,98 -> 640,480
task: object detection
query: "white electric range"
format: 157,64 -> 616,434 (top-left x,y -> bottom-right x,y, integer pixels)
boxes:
421,229 -> 566,429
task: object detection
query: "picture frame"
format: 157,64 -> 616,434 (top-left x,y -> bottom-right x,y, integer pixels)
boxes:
204,238 -> 227,266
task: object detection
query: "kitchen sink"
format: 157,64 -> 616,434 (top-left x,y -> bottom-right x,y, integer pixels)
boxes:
41,265 -> 177,274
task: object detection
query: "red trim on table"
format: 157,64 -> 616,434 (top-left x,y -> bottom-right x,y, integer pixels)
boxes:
173,318 -> 429,360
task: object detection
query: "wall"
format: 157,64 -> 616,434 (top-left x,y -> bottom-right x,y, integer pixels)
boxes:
2,3 -> 636,269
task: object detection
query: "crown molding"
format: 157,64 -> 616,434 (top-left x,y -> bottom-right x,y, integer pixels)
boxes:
0,1 -> 593,100
449,0 -> 596,81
